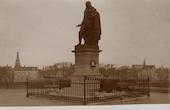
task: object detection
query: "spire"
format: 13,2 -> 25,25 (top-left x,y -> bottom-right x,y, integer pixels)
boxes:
15,51 -> 21,69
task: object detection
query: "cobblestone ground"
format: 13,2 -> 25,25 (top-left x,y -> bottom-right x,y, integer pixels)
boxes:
92,92 -> 170,105
0,89 -> 169,106
0,89 -> 76,106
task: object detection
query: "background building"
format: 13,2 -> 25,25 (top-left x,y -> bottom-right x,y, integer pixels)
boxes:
13,52 -> 38,82
0,65 -> 14,88
132,60 -> 155,79
39,62 -> 74,78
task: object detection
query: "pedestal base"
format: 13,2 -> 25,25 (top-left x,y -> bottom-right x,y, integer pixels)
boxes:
59,76 -> 100,98
72,44 -> 102,76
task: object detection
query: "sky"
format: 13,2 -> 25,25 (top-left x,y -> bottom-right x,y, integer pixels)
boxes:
0,0 -> 170,68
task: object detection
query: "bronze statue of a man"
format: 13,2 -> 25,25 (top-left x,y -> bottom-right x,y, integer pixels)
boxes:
77,1 -> 101,46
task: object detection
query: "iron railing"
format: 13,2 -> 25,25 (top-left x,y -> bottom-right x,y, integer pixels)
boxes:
26,75 -> 150,105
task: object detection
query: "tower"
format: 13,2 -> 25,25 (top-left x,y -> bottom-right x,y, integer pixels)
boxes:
15,51 -> 21,69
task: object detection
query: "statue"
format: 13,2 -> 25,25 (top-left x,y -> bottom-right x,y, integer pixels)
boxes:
77,1 -> 101,46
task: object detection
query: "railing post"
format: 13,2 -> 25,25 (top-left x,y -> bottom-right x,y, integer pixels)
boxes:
83,76 -> 87,105
147,77 -> 150,97
26,77 -> 29,97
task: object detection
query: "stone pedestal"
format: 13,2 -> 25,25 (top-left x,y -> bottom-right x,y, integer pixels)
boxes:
65,45 -> 102,99
72,45 -> 102,76
61,76 -> 101,100
48,45 -> 103,103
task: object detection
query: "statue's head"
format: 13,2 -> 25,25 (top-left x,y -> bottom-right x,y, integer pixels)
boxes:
86,1 -> 92,9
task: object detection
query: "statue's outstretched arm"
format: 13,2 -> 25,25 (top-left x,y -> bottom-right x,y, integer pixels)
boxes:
76,24 -> 82,27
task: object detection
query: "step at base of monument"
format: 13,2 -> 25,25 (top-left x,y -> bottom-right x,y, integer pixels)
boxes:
48,84 -> 100,99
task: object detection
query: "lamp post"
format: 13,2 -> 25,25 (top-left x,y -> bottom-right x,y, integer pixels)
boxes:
26,77 -> 29,97
146,69 -> 150,98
